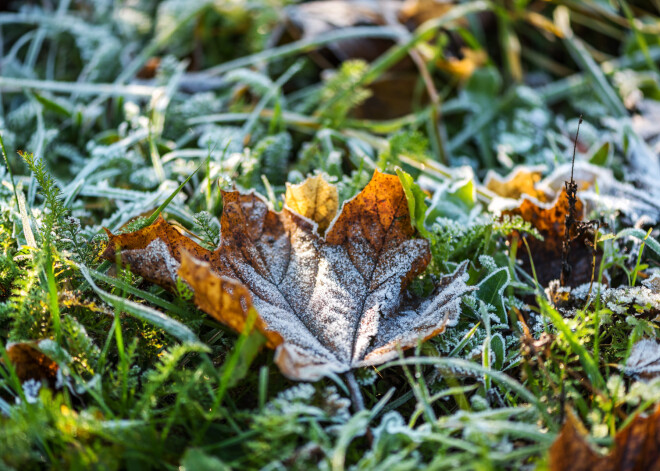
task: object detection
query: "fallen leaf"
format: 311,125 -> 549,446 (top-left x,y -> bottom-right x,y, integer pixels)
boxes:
625,339 -> 660,381
103,171 -> 474,380
436,47 -> 489,81
484,165 -> 548,201
285,175 -> 338,233
279,0 -> 471,118
549,407 -> 660,471
538,161 -> 660,225
283,0 -> 401,66
488,161 -> 660,225
3,341 -> 59,384
504,188 -> 598,287
549,410 -> 602,471
513,188 -> 583,256
399,0 -> 454,27
102,218 -> 216,291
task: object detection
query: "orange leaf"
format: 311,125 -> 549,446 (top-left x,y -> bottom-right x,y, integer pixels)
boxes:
103,216 -> 218,290
435,48 -> 488,81
103,171 -> 474,380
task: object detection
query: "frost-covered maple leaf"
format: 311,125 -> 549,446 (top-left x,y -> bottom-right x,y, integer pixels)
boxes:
103,171 -> 473,380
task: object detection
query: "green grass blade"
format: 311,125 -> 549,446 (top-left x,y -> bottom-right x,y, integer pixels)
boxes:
538,296 -> 605,390
79,265 -> 201,345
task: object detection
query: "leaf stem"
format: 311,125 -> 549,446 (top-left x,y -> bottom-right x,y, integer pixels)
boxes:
345,370 -> 365,412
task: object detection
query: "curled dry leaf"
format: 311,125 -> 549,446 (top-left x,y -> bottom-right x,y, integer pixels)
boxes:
539,161 -> 660,225
488,161 -> 660,225
435,47 -> 489,82
486,160 -> 660,287
549,407 -> 660,471
3,342 -> 59,384
504,188 -> 599,287
103,171 -> 473,381
284,175 -> 338,233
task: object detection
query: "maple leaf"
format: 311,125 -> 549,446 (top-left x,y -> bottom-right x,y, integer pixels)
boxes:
103,171 -> 473,380
549,407 -> 660,471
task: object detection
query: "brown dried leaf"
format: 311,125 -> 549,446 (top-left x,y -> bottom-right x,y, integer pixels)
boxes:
103,217 -> 216,291
489,161 -> 660,225
549,410 -> 602,471
550,407 -> 660,471
103,171 -> 473,380
538,161 -> 660,225
504,188 -> 597,287
3,342 -> 59,384
285,175 -> 338,233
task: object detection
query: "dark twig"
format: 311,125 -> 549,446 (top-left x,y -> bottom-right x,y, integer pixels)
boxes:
560,115 -> 583,287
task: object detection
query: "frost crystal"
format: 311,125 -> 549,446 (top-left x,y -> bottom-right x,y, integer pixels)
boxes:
21,379 -> 42,404
625,339 -> 660,381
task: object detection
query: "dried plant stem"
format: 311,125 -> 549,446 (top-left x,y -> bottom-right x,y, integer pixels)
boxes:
560,115 -> 582,287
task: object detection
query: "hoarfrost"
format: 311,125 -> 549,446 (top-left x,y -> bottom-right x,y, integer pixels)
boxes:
625,339 -> 660,381
487,161 -> 660,224
219,201 -> 474,379
568,282 -> 660,316
19,379 -> 42,405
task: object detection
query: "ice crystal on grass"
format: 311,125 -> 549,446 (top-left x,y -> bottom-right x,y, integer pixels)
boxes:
19,380 -> 41,405
263,384 -> 349,424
